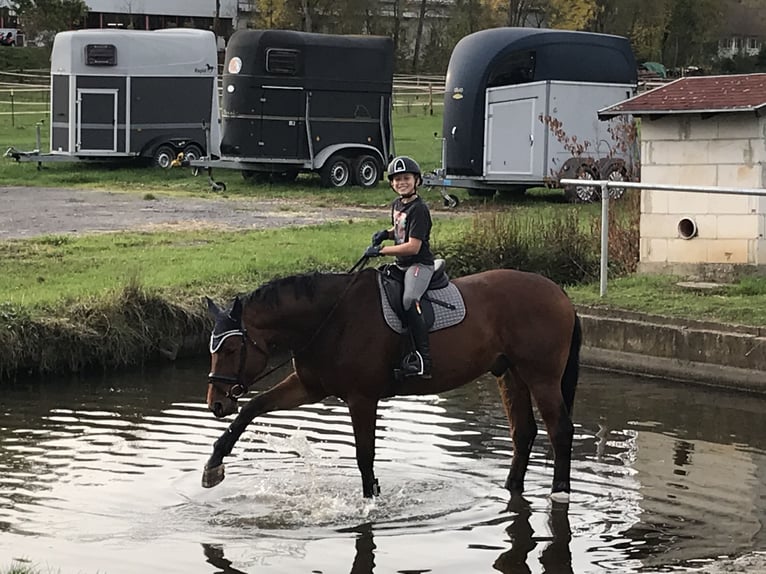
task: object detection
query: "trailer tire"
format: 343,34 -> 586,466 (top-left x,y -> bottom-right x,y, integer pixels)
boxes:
563,163 -> 600,203
597,158 -> 628,199
320,155 -> 352,188
153,145 -> 176,169
353,155 -> 381,188
183,144 -> 203,162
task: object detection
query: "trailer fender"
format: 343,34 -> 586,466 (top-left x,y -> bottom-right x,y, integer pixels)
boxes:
313,144 -> 385,171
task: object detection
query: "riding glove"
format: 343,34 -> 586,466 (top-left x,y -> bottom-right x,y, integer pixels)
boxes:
364,245 -> 383,258
372,230 -> 389,245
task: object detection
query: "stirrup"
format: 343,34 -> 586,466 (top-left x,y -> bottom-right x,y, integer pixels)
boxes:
398,351 -> 431,379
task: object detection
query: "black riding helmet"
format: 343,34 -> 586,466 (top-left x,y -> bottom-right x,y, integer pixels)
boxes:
387,155 -> 422,186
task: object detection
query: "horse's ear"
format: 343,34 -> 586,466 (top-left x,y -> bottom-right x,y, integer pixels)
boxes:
229,296 -> 243,322
205,296 -> 221,318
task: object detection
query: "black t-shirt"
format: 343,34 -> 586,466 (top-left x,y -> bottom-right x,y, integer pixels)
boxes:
391,195 -> 435,266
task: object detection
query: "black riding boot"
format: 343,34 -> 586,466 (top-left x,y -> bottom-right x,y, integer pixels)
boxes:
403,304 -> 432,379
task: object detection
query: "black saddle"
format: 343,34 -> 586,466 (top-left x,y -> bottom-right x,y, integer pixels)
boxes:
377,260 -> 451,329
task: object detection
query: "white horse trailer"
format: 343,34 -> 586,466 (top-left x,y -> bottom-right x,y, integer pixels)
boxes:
6,28 -> 220,168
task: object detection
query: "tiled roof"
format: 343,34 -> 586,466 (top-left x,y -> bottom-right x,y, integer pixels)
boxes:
599,73 -> 766,117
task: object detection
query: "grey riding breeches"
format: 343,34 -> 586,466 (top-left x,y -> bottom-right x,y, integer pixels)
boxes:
402,263 -> 435,311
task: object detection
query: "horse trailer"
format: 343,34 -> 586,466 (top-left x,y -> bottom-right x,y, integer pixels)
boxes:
423,28 -> 638,201
191,29 -> 394,190
6,28 -> 220,168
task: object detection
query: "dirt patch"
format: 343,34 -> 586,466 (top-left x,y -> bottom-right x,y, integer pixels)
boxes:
0,186 -> 387,239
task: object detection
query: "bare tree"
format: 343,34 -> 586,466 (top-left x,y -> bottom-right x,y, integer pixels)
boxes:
411,0 -> 428,72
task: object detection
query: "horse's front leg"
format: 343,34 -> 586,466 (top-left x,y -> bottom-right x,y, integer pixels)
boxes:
346,394 -> 380,498
202,371 -> 326,488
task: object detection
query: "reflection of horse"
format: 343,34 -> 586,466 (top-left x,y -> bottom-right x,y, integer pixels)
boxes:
494,498 -> 573,574
203,267 -> 581,501
205,505 -> 571,574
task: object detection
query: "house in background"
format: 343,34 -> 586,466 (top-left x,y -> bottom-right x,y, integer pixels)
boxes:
79,0 -> 247,47
599,73 -> 766,279
717,0 -> 766,59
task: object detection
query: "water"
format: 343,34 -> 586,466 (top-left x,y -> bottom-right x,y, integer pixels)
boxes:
0,359 -> 764,573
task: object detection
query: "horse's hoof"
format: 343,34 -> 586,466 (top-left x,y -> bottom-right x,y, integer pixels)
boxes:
202,464 -> 225,488
550,490 -> 570,504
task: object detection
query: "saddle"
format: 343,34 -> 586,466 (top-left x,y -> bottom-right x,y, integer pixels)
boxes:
375,260 -> 466,334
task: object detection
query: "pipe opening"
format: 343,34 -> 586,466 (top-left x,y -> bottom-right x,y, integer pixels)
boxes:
678,217 -> 698,240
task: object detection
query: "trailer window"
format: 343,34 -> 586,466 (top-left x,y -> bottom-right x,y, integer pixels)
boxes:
487,50 -> 536,87
266,49 -> 300,75
85,44 -> 117,66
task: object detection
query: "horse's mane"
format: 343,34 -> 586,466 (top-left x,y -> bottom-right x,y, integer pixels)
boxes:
247,271 -> 352,308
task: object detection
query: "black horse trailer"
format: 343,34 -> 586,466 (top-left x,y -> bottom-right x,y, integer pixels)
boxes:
5,28 -> 220,168
423,28 -> 637,201
192,29 -> 394,189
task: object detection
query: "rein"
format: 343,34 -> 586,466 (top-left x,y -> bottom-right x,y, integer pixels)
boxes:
209,259 -> 372,398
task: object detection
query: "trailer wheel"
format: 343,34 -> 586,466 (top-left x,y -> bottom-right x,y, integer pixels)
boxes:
153,145 -> 176,169
183,144 -> 203,162
443,194 -> 460,208
353,155 -> 381,188
320,155 -> 351,188
563,164 -> 600,203
598,158 -> 628,199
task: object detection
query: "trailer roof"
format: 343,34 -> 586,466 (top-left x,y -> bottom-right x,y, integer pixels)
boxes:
447,27 -> 637,89
225,29 -> 393,91
51,29 -> 218,77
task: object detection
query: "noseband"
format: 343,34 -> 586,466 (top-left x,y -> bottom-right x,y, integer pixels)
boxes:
207,328 -> 268,400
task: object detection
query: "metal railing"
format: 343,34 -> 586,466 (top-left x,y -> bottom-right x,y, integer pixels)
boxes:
560,179 -> 766,297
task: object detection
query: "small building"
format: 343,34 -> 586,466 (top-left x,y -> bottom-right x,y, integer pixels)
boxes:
599,73 -> 766,278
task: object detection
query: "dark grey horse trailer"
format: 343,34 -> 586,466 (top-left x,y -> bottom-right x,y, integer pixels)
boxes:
423,28 -> 637,201
8,28 -> 220,168
197,29 -> 394,189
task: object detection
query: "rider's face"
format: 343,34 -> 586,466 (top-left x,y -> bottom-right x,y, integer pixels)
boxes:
390,173 -> 417,196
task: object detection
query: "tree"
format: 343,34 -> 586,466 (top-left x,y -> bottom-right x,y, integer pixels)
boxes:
547,0 -> 597,30
662,0 -> 723,69
15,0 -> 88,45
411,0 -> 428,72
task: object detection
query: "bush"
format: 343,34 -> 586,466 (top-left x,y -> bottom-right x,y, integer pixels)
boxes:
438,197 -> 639,285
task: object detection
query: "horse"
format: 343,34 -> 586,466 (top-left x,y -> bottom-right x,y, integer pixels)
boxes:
202,266 -> 582,503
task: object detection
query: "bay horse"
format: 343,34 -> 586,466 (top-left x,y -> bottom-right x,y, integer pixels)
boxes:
202,266 -> 582,503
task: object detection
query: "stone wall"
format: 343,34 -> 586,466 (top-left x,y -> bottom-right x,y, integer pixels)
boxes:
638,114 -> 766,274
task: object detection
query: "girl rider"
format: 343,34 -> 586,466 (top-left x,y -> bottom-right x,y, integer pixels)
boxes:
364,155 -> 434,378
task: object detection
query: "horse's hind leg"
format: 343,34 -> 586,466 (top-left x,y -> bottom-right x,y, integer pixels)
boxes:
202,372 -> 326,488
497,370 -> 537,497
529,376 -> 574,503
346,394 -> 380,498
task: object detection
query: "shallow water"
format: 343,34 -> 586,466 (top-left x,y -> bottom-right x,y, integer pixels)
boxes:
1,359 -> 764,573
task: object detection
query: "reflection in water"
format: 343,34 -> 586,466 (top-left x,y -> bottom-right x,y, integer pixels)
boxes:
493,499 -> 572,574
0,360 -> 765,574
202,543 -> 249,574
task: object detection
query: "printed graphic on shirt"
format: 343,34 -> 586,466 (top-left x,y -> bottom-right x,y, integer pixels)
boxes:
393,209 -> 407,244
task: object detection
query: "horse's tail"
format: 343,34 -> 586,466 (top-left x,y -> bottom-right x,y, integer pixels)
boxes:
561,312 -> 582,416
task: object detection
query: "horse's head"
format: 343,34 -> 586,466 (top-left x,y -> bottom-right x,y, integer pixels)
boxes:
205,296 -> 269,418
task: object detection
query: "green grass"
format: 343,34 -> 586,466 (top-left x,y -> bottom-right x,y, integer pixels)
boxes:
567,274 -> 766,326
0,221 -> 390,307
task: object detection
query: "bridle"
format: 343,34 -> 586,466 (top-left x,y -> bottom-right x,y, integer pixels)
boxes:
207,326 -> 286,400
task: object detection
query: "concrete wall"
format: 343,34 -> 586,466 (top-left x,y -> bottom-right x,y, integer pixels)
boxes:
639,114 -> 766,275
